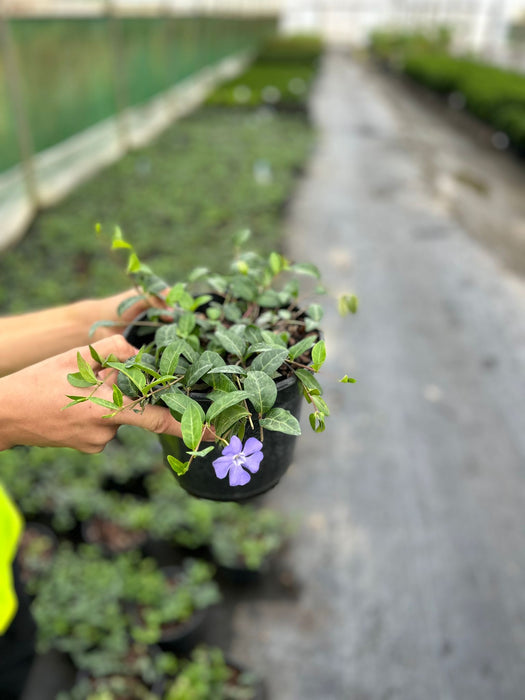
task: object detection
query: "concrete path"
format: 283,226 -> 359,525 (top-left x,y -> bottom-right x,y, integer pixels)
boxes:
228,51 -> 525,700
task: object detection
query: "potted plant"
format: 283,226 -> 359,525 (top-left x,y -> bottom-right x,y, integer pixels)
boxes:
145,470 -> 215,557
208,503 -> 292,582
69,643 -> 170,699
67,229 -> 357,500
128,559 -> 221,655
56,674 -> 159,700
81,493 -> 153,555
163,644 -> 265,700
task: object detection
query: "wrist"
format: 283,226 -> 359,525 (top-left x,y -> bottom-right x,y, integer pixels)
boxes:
0,375 -> 18,451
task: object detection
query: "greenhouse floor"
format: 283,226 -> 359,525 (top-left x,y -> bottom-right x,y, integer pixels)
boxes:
23,49 -> 525,700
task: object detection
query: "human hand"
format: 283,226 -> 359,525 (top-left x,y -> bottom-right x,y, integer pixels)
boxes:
0,335 -> 215,454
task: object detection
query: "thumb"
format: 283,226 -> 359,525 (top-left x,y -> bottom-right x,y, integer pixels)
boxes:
114,402 -> 183,438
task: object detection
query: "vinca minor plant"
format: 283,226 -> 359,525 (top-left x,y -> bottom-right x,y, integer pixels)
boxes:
67,228 -> 357,488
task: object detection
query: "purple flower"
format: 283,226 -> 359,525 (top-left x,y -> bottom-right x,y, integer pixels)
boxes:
212,436 -> 264,487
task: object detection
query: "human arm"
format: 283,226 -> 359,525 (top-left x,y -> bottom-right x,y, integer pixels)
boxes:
0,289 -> 164,377
0,335 -> 214,454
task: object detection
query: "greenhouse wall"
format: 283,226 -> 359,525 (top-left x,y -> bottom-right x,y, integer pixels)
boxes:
0,10 -> 276,248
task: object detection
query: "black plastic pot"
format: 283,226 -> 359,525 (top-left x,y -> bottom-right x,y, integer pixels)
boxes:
159,374 -> 302,501
124,314 -> 303,502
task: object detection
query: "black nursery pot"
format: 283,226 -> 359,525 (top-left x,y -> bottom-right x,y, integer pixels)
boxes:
124,314 -> 303,502
159,374 -> 302,502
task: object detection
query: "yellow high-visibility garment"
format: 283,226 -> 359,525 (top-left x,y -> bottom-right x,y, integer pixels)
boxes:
0,483 -> 23,633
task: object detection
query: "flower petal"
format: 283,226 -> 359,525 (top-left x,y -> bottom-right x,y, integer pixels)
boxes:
212,455 -> 233,480
224,435 -> 242,456
228,463 -> 251,487
242,451 -> 263,474
243,437 -> 263,456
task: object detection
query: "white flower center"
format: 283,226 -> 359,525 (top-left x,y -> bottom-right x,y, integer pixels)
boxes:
232,452 -> 245,467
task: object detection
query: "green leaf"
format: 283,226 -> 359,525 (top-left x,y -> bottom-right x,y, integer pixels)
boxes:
207,365 -> 247,376
206,390 -> 250,423
257,290 -> 282,308
191,294 -> 213,311
244,325 -> 263,345
177,312 -> 196,338
207,275 -> 228,294
269,251 -> 287,275
64,396 -> 88,408
203,371 -> 237,393
244,371 -> 277,414
307,304 -> 324,322
340,375 -> 356,383
305,318 -> 320,333
76,352 -> 98,385
112,384 -> 124,408
311,340 -> 327,371
186,445 -> 215,458
295,368 -> 323,396
107,363 -> 146,393
261,330 -> 287,348
338,294 -> 359,315
88,320 -> 121,339
159,340 -> 190,375
213,404 -> 251,437
222,303 -> 242,323
311,394 -> 330,416
167,455 -> 190,476
206,307 -> 222,321
309,411 -> 326,433
260,408 -> 301,436
250,348 -> 288,375
215,328 -> 246,359
184,350 -> 224,386
116,295 -> 144,317
292,262 -> 321,279
155,324 -> 180,348
188,267 -> 209,282
111,226 -> 132,249
288,336 -> 316,361
88,397 -> 119,411
181,402 -> 204,450
67,372 -> 95,389
165,283 -> 193,310
230,277 -> 257,301
89,345 -> 103,365
232,228 -> 251,248
160,386 -> 204,421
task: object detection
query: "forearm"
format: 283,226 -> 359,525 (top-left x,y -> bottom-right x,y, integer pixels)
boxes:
0,290 -> 155,377
0,299 -> 107,377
